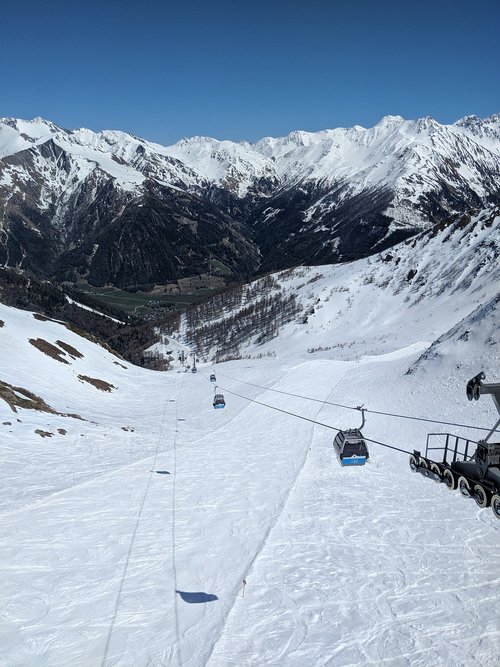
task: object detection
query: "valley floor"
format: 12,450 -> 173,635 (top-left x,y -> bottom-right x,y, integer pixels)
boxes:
1,343 -> 499,666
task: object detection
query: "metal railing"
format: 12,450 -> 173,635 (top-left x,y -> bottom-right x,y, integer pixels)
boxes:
425,433 -> 478,464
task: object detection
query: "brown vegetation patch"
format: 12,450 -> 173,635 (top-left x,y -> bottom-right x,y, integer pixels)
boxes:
121,426 -> 135,432
3,421 -> 12,425
35,429 -> 53,438
56,340 -> 84,359
0,319 -> 4,327
0,379 -> 58,413
0,379 -> 85,420
57,428 -> 67,435
113,361 -> 127,369
29,338 -> 69,364
77,375 -> 115,392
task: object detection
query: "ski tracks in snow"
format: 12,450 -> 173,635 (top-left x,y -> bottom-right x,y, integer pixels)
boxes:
100,373 -> 183,666
1,358 -> 499,666
204,367 -> 500,667
205,371 -> 348,666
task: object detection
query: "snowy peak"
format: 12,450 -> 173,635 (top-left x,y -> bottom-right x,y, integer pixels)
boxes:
167,135 -> 277,196
0,118 -> 277,196
1,113 -> 500,285
453,113 -> 500,150
1,113 -> 499,196
1,112 -> 499,180
375,114 -> 405,126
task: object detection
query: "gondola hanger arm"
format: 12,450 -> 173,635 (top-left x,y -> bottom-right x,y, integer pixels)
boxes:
356,405 -> 366,430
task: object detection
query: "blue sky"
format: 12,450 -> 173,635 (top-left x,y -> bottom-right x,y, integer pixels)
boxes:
1,0 -> 499,144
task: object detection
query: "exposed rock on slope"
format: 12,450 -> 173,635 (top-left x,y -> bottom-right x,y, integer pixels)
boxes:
0,115 -> 499,285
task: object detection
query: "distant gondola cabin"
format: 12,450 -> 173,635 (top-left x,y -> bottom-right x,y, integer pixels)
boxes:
333,429 -> 369,466
213,393 -> 226,409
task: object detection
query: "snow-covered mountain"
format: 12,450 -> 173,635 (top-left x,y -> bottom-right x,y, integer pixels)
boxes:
1,200 -> 499,664
1,114 -> 499,286
178,205 -> 500,370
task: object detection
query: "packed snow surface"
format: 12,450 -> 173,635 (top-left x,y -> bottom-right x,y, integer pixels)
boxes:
1,291 -> 499,666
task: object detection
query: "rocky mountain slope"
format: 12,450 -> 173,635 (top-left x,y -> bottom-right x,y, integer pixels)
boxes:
175,205 -> 500,368
0,115 -> 499,286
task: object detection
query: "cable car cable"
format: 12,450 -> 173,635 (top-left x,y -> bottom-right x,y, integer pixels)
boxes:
201,370 -> 467,456
220,385 -> 343,431
217,383 -> 415,456
213,370 -> 498,433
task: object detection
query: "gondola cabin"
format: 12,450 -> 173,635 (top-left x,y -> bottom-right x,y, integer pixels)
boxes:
213,393 -> 226,409
210,374 -> 216,382
333,429 -> 369,466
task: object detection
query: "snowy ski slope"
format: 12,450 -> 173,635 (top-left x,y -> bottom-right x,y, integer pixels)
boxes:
1,291 -> 499,666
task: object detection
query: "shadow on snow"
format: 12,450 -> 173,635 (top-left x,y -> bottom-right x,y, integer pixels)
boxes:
176,590 -> 218,604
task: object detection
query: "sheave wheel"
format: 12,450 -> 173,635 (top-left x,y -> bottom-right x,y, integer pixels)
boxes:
419,458 -> 428,469
491,495 -> 500,520
473,484 -> 490,508
409,455 -> 418,472
442,469 -> 456,490
458,477 -> 471,498
430,463 -> 442,482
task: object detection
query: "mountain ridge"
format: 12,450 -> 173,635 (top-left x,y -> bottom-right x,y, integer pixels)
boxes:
1,114 -> 499,287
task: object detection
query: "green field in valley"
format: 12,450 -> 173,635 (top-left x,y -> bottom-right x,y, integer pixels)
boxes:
77,284 -> 220,313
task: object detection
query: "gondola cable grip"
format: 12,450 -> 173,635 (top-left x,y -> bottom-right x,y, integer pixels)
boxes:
356,405 -> 366,430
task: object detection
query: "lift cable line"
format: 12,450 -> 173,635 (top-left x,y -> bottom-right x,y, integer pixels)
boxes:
213,370 -> 498,434
200,366 -> 498,518
213,382 -> 415,457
